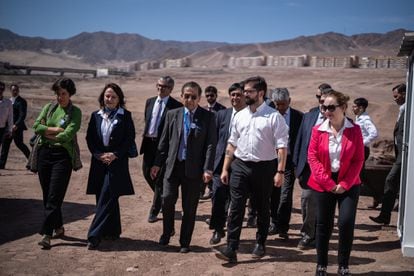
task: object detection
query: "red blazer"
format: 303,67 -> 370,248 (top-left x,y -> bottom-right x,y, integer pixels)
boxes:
307,122 -> 364,192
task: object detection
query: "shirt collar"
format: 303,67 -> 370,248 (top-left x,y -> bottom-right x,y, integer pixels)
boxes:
98,107 -> 125,116
249,101 -> 267,114
157,95 -> 169,104
318,118 -> 353,133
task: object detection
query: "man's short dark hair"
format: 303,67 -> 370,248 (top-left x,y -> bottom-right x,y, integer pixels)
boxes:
205,86 -> 218,95
318,83 -> 333,94
354,97 -> 368,109
243,76 -> 267,96
228,83 -> 243,94
392,83 -> 406,94
182,81 -> 202,96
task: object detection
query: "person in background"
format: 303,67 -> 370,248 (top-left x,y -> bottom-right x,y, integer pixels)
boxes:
369,83 -> 406,225
308,90 -> 364,276
34,78 -> 82,249
351,97 -> 379,208
0,81 -> 13,163
209,82 -> 246,245
85,83 -> 135,249
0,84 -> 31,169
293,84 -> 332,250
151,81 -> 216,253
201,85 -> 226,200
215,76 -> 289,263
269,88 -> 303,240
140,76 -> 182,223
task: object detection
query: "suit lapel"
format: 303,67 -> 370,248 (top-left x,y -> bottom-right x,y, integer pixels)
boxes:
95,112 -> 104,142
340,128 -> 350,162
177,108 -> 184,138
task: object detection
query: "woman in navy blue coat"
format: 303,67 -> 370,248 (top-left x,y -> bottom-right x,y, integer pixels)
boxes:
86,83 -> 135,249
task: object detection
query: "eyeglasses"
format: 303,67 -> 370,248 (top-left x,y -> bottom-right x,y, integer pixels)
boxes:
243,89 -> 257,94
183,94 -> 198,100
321,104 -> 341,112
316,95 -> 321,99
205,94 -> 216,98
157,84 -> 171,89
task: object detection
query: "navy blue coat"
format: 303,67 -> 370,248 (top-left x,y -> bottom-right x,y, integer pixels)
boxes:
86,109 -> 135,196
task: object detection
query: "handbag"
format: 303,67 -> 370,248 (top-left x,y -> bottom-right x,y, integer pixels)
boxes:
26,134 -> 41,172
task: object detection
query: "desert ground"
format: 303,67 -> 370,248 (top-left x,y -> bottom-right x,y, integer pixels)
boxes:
1,67 -> 414,275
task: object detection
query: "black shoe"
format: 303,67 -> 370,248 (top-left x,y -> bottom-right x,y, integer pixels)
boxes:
148,214 -> 158,223
179,247 -> 190,253
298,235 -> 315,250
215,247 -> 237,263
159,234 -> 170,246
251,243 -> 265,259
369,215 -> 390,225
246,217 -> 257,228
210,230 -> 225,245
337,266 -> 351,275
38,235 -> 52,249
268,224 -> 279,235
87,237 -> 100,250
315,265 -> 327,276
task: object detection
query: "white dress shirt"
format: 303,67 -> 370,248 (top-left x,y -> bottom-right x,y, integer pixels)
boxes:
228,102 -> 289,162
355,111 -> 378,146
98,108 -> 124,146
318,118 -> 354,172
147,96 -> 169,137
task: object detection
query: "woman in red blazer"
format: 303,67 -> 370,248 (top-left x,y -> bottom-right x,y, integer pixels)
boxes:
308,90 -> 364,276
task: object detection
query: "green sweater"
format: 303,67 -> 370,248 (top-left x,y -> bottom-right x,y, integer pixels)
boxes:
33,102 -> 82,163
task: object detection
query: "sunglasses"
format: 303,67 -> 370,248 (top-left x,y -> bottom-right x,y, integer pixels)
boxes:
316,95 -> 321,99
205,94 -> 216,98
183,94 -> 198,100
321,104 -> 341,112
157,84 -> 171,89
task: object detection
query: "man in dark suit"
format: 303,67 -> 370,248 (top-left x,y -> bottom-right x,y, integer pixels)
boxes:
151,81 -> 217,253
370,83 -> 406,225
0,84 -> 31,169
201,85 -> 226,199
293,83 -> 332,249
209,82 -> 246,245
269,88 -> 303,240
140,76 -> 183,223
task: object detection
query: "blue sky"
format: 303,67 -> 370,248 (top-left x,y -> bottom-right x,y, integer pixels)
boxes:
1,0 -> 413,43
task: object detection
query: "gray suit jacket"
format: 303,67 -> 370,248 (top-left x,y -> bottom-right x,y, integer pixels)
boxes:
155,106 -> 217,179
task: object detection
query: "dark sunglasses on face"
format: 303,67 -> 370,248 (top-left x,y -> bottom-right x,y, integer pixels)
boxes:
183,94 -> 198,100
321,104 -> 341,112
157,84 -> 171,89
316,94 -> 321,99
205,94 -> 216,98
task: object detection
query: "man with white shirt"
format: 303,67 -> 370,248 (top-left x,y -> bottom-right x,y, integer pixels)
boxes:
215,76 -> 289,263
139,76 -> 182,223
0,81 -> 13,169
352,97 -> 379,208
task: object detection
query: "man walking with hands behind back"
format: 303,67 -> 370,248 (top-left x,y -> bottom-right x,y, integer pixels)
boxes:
215,76 -> 289,263
140,76 -> 182,223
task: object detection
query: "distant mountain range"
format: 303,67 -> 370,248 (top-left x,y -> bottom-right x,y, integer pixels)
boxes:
0,28 -> 410,67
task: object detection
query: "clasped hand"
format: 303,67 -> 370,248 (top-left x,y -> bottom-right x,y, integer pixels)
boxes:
99,152 -> 117,165
331,184 -> 346,194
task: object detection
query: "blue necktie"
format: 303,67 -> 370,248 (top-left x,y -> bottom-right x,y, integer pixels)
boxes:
179,111 -> 191,161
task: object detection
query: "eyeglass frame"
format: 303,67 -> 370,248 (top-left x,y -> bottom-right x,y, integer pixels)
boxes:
321,104 -> 342,112
183,94 -> 198,100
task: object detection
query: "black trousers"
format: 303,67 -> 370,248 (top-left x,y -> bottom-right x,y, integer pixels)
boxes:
227,158 -> 276,250
270,156 -> 294,233
162,160 -> 202,247
0,128 -> 30,167
88,172 -> 121,241
210,173 -> 230,232
37,146 -> 72,236
315,184 -> 360,267
379,160 -> 401,220
142,138 -> 165,217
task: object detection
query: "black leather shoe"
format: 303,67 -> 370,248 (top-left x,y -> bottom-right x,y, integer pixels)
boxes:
268,224 -> 279,235
337,266 -> 351,275
148,214 -> 158,223
179,247 -> 190,253
87,237 -> 100,250
215,247 -> 237,263
279,231 -> 289,240
252,243 -> 266,259
315,265 -> 327,276
159,235 -> 170,246
298,235 -> 315,250
210,230 -> 225,245
369,215 -> 390,225
38,235 -> 52,249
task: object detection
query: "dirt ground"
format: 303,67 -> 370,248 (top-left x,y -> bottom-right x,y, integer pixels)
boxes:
1,68 -> 414,275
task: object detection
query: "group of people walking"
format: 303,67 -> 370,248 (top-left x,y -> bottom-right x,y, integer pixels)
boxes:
0,76 -> 407,276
